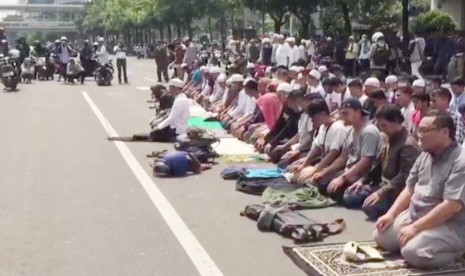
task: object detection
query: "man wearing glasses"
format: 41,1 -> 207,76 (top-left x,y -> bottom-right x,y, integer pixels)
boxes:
374,112 -> 465,269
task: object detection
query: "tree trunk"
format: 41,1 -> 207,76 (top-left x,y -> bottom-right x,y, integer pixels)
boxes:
208,16 -> 213,41
176,23 -> 182,38
159,23 -> 165,41
402,0 -> 410,55
273,19 -> 283,33
167,23 -> 172,42
340,0 -> 352,35
186,22 -> 193,39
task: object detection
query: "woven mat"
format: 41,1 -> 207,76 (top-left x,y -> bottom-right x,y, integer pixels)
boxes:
283,241 -> 465,276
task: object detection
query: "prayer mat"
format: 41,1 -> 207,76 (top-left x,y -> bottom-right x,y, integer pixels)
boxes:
221,154 -> 269,164
188,117 -> 224,130
215,138 -> 257,155
283,241 -> 465,276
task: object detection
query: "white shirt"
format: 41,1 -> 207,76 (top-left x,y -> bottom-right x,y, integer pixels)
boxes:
291,80 -> 301,90
158,93 -> 190,135
113,45 -> 127,59
401,101 -> 416,135
221,87 -> 230,104
97,45 -> 110,64
209,83 -> 225,104
228,89 -> 248,119
310,82 -> 329,106
276,43 -> 292,67
298,45 -> 306,61
291,46 -> 300,64
298,113 -> 313,151
244,95 -> 257,116
357,94 -> 368,105
358,40 -> 371,60
313,120 -> 348,154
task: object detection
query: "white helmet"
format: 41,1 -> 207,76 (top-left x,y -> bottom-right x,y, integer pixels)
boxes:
8,49 -> 20,59
60,36 -> 67,41
98,37 -> 104,42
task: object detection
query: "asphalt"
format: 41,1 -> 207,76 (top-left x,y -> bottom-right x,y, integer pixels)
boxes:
0,57 -> 375,276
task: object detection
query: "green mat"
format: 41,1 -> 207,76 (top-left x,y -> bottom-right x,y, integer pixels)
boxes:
188,117 -> 224,130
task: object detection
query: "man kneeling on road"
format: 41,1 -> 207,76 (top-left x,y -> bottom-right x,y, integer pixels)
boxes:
311,98 -> 383,203
374,112 -> 465,269
290,98 -> 348,182
149,78 -> 190,141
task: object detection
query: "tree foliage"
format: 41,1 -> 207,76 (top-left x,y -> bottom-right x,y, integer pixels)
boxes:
413,10 -> 457,35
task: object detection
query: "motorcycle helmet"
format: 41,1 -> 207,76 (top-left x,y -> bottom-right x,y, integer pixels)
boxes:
93,42 -> 98,46
8,49 -> 20,59
0,39 -> 6,44
98,37 -> 104,42
61,36 -> 67,41
54,39 -> 60,44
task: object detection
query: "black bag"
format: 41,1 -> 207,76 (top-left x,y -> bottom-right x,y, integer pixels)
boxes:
372,44 -> 390,66
235,176 -> 292,195
240,204 -> 346,243
175,127 -> 219,150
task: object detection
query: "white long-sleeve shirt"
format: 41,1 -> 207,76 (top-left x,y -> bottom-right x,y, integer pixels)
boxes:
276,43 -> 292,67
96,45 -> 110,64
158,93 -> 190,135
228,89 -> 248,119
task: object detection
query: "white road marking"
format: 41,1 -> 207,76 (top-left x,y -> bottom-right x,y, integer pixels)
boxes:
81,91 -> 224,276
144,77 -> 158,83
136,86 -> 150,91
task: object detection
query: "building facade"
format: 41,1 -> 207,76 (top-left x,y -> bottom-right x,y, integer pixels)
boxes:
431,0 -> 465,30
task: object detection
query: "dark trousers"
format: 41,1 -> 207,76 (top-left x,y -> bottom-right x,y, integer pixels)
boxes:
359,59 -> 370,74
60,63 -> 68,80
116,59 -> 128,83
132,127 -> 176,142
157,68 -> 169,82
345,59 -> 356,77
68,72 -> 85,84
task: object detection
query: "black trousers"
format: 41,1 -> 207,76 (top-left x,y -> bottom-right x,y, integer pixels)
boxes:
116,59 -> 128,83
133,127 -> 176,142
157,69 -> 169,82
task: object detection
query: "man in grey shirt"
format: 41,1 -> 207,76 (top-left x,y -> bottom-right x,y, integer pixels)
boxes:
313,98 -> 382,203
374,112 -> 465,269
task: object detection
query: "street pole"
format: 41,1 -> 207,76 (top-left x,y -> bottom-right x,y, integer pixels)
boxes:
261,0 -> 265,35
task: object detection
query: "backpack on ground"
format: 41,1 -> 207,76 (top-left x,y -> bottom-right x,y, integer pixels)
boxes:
372,44 -> 390,66
235,176 -> 292,195
175,127 -> 219,150
240,204 -> 346,243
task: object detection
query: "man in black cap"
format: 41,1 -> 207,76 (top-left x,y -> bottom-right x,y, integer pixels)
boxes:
312,97 -> 383,204
150,84 -> 174,114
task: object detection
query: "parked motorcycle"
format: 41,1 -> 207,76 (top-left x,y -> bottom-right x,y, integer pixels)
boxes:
0,55 -> 19,91
94,60 -> 113,86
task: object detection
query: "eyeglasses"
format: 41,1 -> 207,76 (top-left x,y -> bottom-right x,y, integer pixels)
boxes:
417,127 -> 439,135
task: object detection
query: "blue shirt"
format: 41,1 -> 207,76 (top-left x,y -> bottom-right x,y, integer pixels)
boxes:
164,151 -> 190,176
192,69 -> 202,84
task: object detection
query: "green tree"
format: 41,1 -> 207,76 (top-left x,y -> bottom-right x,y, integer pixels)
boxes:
288,0 -> 319,37
243,0 -> 290,33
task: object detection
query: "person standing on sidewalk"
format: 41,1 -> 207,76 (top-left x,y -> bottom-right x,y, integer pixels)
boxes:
114,42 -> 128,84
409,32 -> 425,81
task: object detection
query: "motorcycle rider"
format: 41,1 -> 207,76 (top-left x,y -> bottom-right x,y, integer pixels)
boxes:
0,39 -> 9,57
113,41 -> 128,84
80,40 -> 93,76
95,37 -> 111,82
55,36 -> 73,82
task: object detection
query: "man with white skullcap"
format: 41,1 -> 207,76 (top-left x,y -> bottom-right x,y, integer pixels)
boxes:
276,35 -> 292,68
384,75 -> 398,103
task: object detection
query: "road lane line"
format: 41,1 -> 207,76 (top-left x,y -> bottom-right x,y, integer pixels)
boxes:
144,77 -> 158,83
81,91 -> 224,276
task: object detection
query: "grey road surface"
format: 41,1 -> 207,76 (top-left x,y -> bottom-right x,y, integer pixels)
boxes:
0,58 -> 374,276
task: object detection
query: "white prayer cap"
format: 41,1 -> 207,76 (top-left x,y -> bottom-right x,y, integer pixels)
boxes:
318,65 -> 328,73
286,37 -> 296,43
228,74 -> 245,83
265,66 -> 273,73
277,34 -> 285,39
217,73 -> 227,83
169,78 -> 184,88
309,69 -> 321,80
181,63 -> 188,68
413,79 -> 426,88
243,77 -> 257,86
289,66 -> 300,72
364,77 -> 380,88
277,82 -> 292,94
246,62 -> 255,69
200,66 -> 209,73
262,38 -> 271,44
209,66 -> 221,74
385,75 -> 398,84
297,73 -> 303,79
298,66 -> 305,72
